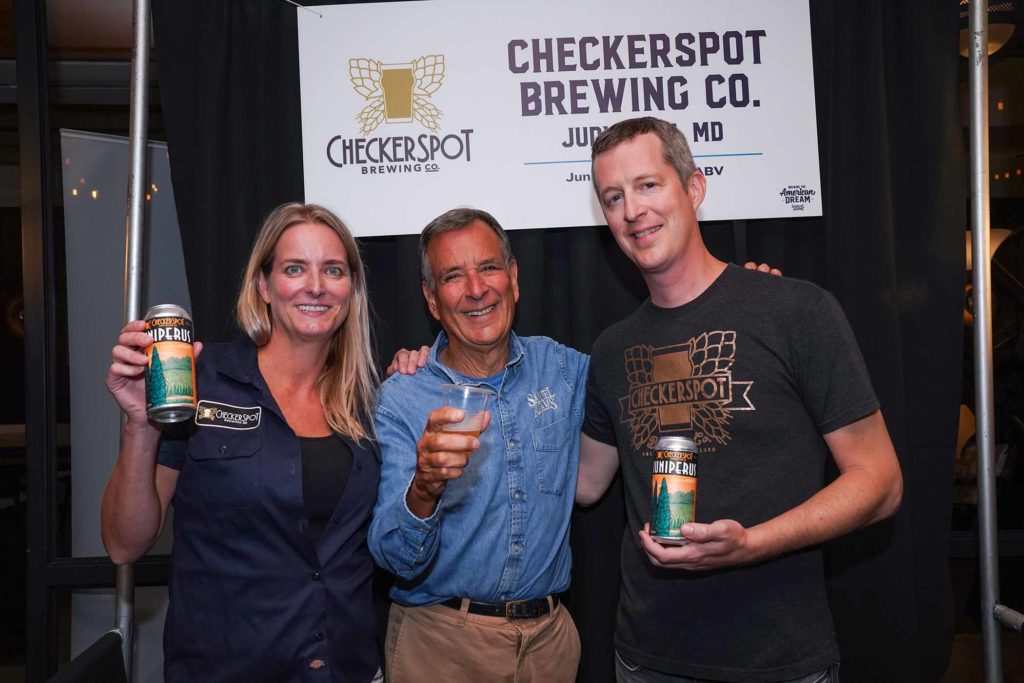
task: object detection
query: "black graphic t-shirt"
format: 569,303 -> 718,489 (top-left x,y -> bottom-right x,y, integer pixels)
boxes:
583,265 -> 879,682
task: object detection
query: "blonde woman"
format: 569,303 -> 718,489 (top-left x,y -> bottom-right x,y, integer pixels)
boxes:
102,203 -> 383,682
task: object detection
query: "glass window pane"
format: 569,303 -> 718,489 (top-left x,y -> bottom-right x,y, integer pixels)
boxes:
45,0 -> 169,561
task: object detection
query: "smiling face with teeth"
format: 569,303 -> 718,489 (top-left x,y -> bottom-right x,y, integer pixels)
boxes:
594,132 -> 707,283
257,221 -> 353,346
422,220 -> 520,376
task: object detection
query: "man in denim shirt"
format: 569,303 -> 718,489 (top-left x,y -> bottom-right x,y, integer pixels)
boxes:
368,208 -> 588,683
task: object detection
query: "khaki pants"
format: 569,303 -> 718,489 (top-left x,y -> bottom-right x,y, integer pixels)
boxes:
386,599 -> 581,683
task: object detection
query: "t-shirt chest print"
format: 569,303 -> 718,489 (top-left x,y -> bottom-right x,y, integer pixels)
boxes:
619,330 -> 754,451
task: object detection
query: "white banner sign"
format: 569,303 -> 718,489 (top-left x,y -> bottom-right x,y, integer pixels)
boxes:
299,0 -> 821,237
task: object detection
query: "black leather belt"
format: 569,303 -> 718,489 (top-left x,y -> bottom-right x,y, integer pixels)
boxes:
440,594 -> 559,619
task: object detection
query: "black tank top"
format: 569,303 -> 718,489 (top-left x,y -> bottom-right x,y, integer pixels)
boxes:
299,435 -> 353,546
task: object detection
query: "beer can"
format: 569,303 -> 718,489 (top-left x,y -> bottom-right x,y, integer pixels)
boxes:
649,436 -> 698,545
143,304 -> 197,423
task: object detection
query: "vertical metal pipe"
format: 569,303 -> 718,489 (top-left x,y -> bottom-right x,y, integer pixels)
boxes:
114,563 -> 135,680
967,1 -> 1003,681
117,0 -> 152,681
124,0 -> 152,323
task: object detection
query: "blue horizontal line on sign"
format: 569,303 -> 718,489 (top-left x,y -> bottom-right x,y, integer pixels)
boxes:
694,152 -> 764,158
523,152 -> 763,166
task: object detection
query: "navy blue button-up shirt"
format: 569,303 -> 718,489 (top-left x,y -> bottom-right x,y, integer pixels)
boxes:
157,337 -> 380,682
368,332 -> 589,605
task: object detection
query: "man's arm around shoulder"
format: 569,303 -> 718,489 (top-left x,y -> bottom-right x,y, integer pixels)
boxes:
576,433 -> 620,506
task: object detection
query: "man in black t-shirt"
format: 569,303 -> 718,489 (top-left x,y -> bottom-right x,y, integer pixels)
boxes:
577,117 -> 903,683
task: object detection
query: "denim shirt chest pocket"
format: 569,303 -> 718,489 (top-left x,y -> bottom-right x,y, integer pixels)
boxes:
186,429 -> 262,511
530,415 -> 573,495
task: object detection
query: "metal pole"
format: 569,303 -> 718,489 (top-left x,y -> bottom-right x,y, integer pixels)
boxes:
124,0 -> 151,324
114,564 -> 135,679
116,0 -> 152,680
993,604 -> 1024,633
968,1 -> 1003,681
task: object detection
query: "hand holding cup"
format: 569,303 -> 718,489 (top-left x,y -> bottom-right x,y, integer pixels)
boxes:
406,385 -> 492,518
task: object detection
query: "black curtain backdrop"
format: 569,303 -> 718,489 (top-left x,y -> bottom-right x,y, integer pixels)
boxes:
152,1 -> 965,680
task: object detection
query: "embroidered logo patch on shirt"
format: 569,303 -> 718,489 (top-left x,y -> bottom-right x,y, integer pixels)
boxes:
527,387 -> 558,417
194,400 -> 261,430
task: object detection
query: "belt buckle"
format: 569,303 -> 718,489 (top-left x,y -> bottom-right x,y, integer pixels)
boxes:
505,599 -> 528,619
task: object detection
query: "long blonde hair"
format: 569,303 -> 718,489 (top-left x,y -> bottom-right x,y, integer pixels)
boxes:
236,203 -> 378,441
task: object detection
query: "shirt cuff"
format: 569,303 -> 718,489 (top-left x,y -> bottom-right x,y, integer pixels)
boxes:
396,477 -> 441,568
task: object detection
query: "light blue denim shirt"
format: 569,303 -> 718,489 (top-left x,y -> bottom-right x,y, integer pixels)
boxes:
369,330 -> 590,605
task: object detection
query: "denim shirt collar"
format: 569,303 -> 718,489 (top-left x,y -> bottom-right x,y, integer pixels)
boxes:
426,330 -> 525,385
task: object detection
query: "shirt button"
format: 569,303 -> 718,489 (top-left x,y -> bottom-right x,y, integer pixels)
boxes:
512,490 -> 522,500
218,444 -> 228,453
507,440 -> 515,449
312,571 -> 320,581
314,631 -> 324,641
512,543 -> 522,554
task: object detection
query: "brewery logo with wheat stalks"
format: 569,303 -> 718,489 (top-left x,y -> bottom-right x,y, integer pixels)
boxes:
349,56 -> 445,135
618,331 -> 754,452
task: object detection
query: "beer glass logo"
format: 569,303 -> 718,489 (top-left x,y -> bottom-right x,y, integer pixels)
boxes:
618,332 -> 754,451
349,55 -> 445,135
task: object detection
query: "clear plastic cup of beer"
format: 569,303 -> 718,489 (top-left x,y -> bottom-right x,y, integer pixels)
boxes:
440,384 -> 490,439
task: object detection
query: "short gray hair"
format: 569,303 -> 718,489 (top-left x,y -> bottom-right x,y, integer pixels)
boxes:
591,116 -> 697,189
419,208 -> 515,288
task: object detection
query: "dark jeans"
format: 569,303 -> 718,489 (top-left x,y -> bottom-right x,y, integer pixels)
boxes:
614,651 -> 839,683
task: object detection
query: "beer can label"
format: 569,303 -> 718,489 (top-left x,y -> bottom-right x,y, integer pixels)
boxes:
144,307 -> 196,421
650,445 -> 698,543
